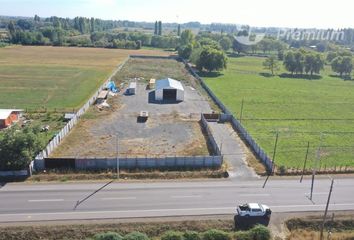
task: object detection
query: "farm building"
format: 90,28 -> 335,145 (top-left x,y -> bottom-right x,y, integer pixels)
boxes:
155,78 -> 184,102
0,109 -> 23,129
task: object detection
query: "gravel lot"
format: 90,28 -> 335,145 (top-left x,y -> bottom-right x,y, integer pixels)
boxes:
51,59 -> 213,158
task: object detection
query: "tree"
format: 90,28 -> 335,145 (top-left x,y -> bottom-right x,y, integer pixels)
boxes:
331,56 -> 353,77
326,51 -> 337,63
90,17 -> 95,32
178,44 -> 193,59
196,46 -> 227,72
154,21 -> 158,35
232,39 -> 246,55
180,29 -> 194,46
219,36 -> 232,51
177,24 -> 181,36
7,21 -> 16,39
0,125 -> 45,171
263,55 -> 280,75
283,51 -> 297,75
158,21 -> 162,36
34,14 -> 40,22
294,51 -> 304,74
259,38 -> 272,54
304,52 -> 324,77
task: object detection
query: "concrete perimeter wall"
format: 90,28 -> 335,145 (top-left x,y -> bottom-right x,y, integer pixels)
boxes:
75,156 -> 222,170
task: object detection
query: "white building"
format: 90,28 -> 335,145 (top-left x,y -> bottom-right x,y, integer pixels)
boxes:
155,78 -> 184,102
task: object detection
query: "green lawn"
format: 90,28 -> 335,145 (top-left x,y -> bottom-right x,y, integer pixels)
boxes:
204,56 -> 354,169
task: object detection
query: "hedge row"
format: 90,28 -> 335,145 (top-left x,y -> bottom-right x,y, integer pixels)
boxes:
92,225 -> 271,240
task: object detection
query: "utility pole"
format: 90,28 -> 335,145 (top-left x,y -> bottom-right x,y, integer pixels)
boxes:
319,178 -> 334,240
271,132 -> 279,174
239,99 -> 244,124
263,132 -> 279,188
300,142 -> 310,183
310,133 -> 323,200
116,135 -> 119,180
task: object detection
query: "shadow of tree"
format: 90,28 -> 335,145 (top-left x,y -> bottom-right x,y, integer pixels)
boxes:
279,73 -> 322,80
198,71 -> 224,78
329,74 -> 353,81
227,53 -> 246,58
259,72 -> 274,78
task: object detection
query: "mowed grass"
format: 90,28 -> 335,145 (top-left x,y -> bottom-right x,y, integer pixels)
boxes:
204,56 -> 354,169
0,46 -> 169,110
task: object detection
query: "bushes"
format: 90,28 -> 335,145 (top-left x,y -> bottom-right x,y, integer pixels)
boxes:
234,225 -> 271,240
123,231 -> 149,240
92,226 -> 270,240
202,229 -> 231,240
161,231 -> 184,240
183,231 -> 201,240
249,225 -> 271,240
93,232 -> 123,240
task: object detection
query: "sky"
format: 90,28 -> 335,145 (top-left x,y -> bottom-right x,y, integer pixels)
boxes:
0,0 -> 353,29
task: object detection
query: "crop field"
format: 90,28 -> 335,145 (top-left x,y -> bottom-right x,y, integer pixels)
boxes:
204,56 -> 354,169
0,46 -> 169,110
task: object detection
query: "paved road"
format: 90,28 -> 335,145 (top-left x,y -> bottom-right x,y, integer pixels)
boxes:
0,177 -> 353,223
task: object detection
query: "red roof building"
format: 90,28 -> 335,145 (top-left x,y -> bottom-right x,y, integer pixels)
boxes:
0,109 -> 23,129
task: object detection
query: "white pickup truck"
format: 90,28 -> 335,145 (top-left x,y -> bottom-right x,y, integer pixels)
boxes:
236,203 -> 272,218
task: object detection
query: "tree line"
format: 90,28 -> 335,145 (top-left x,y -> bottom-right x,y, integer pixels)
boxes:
262,49 -> 353,78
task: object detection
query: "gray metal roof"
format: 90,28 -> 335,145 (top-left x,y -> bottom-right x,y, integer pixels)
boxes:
156,78 -> 184,91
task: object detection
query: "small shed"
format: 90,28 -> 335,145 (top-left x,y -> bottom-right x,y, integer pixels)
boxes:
126,82 -> 137,95
155,78 -> 184,102
149,78 -> 156,89
0,109 -> 23,129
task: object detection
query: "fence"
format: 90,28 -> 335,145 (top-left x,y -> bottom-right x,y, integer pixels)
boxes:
42,156 -> 223,170
0,170 -> 29,177
201,114 -> 221,156
182,59 -> 274,172
33,57 -> 130,170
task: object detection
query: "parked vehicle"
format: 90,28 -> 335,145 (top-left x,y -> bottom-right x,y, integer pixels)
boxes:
236,203 -> 271,218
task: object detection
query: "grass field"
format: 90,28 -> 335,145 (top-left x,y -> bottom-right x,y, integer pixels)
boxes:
0,46 -> 169,110
204,56 -> 354,169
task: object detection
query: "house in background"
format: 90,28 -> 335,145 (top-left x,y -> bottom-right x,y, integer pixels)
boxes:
0,109 -> 23,129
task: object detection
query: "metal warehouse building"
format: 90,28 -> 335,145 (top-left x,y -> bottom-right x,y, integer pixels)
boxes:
155,78 -> 184,102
